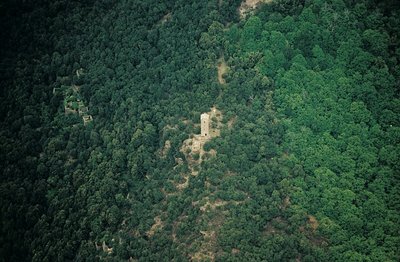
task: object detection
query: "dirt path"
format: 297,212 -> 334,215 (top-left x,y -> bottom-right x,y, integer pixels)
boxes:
146,216 -> 163,238
217,58 -> 228,85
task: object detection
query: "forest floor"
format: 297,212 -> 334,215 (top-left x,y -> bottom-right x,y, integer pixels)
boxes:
239,0 -> 273,18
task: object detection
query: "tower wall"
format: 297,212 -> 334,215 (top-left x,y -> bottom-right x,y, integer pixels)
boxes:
201,113 -> 210,137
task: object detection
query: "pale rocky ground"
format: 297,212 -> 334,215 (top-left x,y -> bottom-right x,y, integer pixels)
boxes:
239,0 -> 273,18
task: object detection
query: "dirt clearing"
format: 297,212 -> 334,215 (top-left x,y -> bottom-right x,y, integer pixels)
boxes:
239,0 -> 273,18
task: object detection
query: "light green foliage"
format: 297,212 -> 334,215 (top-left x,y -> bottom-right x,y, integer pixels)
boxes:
221,0 -> 400,261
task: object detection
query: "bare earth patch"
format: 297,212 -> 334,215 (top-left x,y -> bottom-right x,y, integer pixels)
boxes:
307,215 -> 319,232
299,215 -> 328,247
227,116 -> 237,128
175,175 -> 189,190
193,197 -> 228,212
280,196 -> 291,210
239,0 -> 273,18
146,216 -> 163,238
232,248 -> 240,255
102,241 -> 113,254
76,68 -> 84,78
72,84 -> 80,92
159,12 -> 172,24
95,241 -> 113,255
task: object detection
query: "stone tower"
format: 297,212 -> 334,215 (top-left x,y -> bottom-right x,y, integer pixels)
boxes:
201,113 -> 210,137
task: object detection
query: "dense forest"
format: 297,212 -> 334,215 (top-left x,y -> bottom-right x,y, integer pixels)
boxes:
0,0 -> 399,261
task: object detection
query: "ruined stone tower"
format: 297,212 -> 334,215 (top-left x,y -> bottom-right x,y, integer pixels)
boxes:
201,113 -> 210,137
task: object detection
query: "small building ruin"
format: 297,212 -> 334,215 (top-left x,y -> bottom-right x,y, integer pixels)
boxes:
83,115 -> 93,125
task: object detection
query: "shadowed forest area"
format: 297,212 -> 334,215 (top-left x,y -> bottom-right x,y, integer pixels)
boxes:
0,0 -> 399,261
